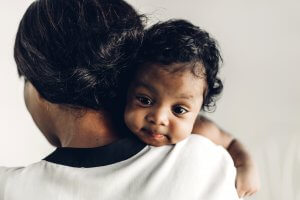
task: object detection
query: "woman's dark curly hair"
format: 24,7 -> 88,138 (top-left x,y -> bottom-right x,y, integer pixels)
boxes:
136,19 -> 223,112
14,0 -> 145,111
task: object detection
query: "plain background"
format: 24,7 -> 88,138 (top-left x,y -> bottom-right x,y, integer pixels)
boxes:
0,0 -> 299,199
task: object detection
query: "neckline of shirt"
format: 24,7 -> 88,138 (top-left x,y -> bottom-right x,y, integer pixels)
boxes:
43,136 -> 146,168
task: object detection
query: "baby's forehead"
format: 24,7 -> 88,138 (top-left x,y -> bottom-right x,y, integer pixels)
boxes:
136,62 -> 206,80
133,62 -> 207,97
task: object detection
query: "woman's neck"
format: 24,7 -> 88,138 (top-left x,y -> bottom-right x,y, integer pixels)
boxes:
54,109 -> 121,148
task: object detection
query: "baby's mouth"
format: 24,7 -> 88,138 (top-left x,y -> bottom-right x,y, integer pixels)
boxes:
150,133 -> 164,139
141,128 -> 165,139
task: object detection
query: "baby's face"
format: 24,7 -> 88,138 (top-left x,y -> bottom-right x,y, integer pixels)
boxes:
124,63 -> 206,146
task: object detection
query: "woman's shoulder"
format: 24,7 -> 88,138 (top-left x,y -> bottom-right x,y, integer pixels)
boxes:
0,166 -> 25,179
0,161 -> 48,185
176,134 -> 235,168
0,166 -> 24,197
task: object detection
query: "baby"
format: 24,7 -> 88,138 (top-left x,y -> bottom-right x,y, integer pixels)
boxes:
124,19 -> 260,198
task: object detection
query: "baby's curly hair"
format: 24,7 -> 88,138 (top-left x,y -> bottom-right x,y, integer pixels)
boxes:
137,19 -> 223,112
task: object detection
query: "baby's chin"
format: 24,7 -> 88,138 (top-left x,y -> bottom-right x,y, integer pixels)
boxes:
145,140 -> 168,147
135,133 -> 172,147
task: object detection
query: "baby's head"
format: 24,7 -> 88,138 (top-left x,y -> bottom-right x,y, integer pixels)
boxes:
124,20 -> 223,146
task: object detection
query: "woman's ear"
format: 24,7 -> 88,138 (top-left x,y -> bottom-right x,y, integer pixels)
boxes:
24,82 -> 43,107
32,83 -> 47,103
23,81 -> 61,147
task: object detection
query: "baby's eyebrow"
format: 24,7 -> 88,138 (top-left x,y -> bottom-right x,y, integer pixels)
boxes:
175,94 -> 195,100
133,81 -> 157,94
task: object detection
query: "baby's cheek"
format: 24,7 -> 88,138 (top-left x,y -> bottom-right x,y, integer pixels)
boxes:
124,109 -> 140,133
124,109 -> 133,127
167,123 -> 187,144
177,122 -> 194,140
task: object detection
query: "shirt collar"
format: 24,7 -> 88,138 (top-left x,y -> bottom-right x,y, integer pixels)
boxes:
43,136 -> 146,168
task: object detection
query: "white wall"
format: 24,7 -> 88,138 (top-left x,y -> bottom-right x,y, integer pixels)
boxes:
1,0 -> 299,199
0,0 -> 55,166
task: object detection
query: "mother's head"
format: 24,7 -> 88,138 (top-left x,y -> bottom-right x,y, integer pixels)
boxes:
14,0 -> 145,146
15,0 -> 144,111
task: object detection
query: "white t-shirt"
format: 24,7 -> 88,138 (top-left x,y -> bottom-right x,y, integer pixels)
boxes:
0,135 -> 240,200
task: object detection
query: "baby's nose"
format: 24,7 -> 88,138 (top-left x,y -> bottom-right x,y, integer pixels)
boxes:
146,108 -> 169,126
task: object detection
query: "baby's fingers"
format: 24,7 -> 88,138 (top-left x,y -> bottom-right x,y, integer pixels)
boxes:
236,184 -> 255,198
238,187 -> 258,198
237,190 -> 246,198
237,186 -> 252,198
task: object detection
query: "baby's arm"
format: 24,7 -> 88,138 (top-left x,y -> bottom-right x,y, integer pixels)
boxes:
192,115 -> 260,198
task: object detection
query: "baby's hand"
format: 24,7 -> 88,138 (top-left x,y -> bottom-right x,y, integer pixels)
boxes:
236,163 -> 260,198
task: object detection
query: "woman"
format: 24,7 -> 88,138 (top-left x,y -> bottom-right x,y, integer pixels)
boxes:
0,0 -> 239,199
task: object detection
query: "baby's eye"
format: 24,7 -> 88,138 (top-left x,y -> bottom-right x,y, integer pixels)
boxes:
136,96 -> 153,106
172,106 -> 188,115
